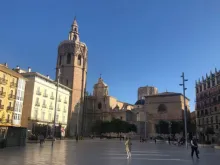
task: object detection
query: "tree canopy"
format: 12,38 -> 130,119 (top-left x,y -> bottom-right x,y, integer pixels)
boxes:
91,119 -> 137,135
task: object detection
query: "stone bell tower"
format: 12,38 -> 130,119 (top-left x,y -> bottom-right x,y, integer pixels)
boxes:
56,18 -> 88,136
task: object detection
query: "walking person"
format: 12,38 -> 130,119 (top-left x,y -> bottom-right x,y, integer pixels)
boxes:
168,136 -> 171,145
125,137 -> 132,159
154,137 -> 157,144
191,136 -> 199,159
39,134 -> 44,146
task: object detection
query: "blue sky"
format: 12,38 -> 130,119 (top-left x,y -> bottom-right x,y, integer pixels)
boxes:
1,0 -> 220,110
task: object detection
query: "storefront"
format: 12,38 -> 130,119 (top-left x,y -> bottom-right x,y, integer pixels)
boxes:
0,126 -> 27,148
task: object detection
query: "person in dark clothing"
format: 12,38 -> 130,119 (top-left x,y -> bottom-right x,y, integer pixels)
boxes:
168,136 -> 171,145
191,137 -> 199,159
154,137 -> 156,144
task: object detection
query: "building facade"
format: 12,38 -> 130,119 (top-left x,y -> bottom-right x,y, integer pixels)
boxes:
0,64 -> 26,127
84,77 -> 134,135
134,92 -> 190,137
138,86 -> 158,100
195,69 -> 220,138
16,68 -> 71,136
56,18 -> 88,136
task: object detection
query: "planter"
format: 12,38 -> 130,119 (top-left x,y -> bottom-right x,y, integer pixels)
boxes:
27,140 -> 39,143
198,144 -> 214,147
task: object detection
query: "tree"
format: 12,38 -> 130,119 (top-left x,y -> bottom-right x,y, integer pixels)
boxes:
205,127 -> 215,141
156,120 -> 169,134
171,121 -> 183,135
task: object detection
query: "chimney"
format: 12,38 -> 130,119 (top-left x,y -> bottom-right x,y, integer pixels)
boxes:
46,75 -> 50,79
16,65 -> 20,69
4,63 -> 8,67
28,67 -> 31,72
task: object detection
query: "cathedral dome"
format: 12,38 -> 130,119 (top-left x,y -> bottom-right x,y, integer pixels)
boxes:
94,77 -> 108,88
135,99 -> 145,105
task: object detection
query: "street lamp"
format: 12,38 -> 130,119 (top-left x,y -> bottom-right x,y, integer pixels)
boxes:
179,72 -> 188,149
52,68 -> 60,146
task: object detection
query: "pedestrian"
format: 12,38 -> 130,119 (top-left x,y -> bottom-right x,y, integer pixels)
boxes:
125,137 -> 132,159
191,136 -> 199,159
76,134 -> 78,142
39,134 -> 44,146
154,137 -> 157,144
168,136 -> 171,145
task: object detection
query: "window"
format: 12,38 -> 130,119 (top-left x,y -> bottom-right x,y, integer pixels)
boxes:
202,118 -> 204,125
216,116 -> 218,123
200,85 -> 202,92
62,116 -> 65,123
211,116 -> 213,123
0,99 -> 2,105
9,102 -> 12,107
1,87 -> 3,92
215,107 -> 217,112
204,84 -> 206,90
10,90 -> 13,95
42,112 -> 45,121
17,114 -> 20,120
56,115 -> 59,122
98,102 -> 102,109
218,95 -> 220,101
77,55 -> 82,66
216,125 -> 219,130
205,109 -> 208,115
7,114 -> 10,121
66,79 -> 68,86
34,110 -> 38,119
49,113 -> 52,121
59,56 -> 62,65
67,53 -> 71,64
206,118 -> 209,124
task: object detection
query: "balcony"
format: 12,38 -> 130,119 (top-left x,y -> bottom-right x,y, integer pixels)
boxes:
50,96 -> 55,100
58,98 -> 61,102
10,82 -> 17,88
42,104 -> 47,108
64,100 -> 67,104
57,107 -> 61,111
36,91 -> 42,95
0,104 -> 4,110
6,119 -> 12,124
8,94 -> 16,100
43,93 -> 48,98
0,91 -> 6,98
35,102 -> 40,107
0,78 -> 8,85
49,106 -> 53,110
7,106 -> 14,111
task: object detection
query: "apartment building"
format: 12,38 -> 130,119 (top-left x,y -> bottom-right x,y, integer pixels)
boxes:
0,64 -> 26,127
15,67 -> 71,135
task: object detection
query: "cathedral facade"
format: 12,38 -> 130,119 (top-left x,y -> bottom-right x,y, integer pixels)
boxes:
83,77 -> 134,134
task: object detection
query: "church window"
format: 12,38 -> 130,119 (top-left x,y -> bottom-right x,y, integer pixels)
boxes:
77,55 -> 81,66
67,53 -> 71,64
59,56 -> 62,65
98,102 -> 102,109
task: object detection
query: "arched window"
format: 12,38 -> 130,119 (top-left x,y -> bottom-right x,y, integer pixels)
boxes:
98,102 -> 102,109
59,56 -> 62,65
158,104 -> 167,113
77,55 -> 81,66
67,53 -> 71,64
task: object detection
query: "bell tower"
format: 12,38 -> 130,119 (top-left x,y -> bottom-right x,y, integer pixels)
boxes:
56,18 -> 88,136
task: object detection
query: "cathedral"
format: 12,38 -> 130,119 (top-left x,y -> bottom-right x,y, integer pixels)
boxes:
56,19 -> 190,137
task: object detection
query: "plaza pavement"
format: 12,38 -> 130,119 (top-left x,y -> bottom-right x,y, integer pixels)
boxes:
0,139 -> 219,165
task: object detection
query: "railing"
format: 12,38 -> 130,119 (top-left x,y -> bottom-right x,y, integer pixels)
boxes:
0,78 -> 8,85
50,96 -> 55,100
36,91 -> 42,95
7,106 -> 14,111
6,119 -> 12,124
58,98 -> 61,102
10,82 -> 17,88
42,104 -> 47,108
64,100 -> 67,104
49,106 -> 53,110
0,105 -> 4,109
35,102 -> 40,106
57,107 -> 61,111
0,91 -> 6,98
8,94 -> 16,100
43,93 -> 48,98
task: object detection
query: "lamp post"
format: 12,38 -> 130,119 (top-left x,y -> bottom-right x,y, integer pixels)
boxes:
179,72 -> 188,149
52,68 -> 60,146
